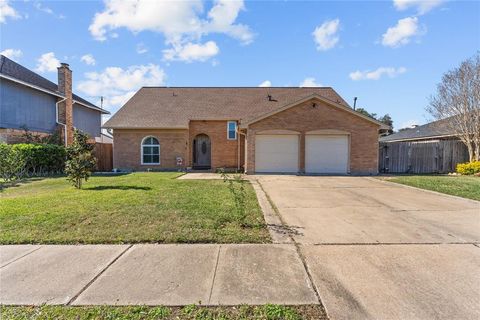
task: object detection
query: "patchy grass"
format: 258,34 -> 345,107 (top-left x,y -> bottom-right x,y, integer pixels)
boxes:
379,175 -> 480,201
0,173 -> 270,244
0,304 -> 327,320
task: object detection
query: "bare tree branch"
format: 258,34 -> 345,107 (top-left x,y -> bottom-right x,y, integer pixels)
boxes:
427,52 -> 480,161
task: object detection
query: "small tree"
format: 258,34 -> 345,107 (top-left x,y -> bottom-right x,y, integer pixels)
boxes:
427,53 -> 480,161
220,169 -> 247,223
65,129 -> 96,189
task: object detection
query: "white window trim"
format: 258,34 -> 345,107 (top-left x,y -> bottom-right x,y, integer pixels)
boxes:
141,136 -> 161,165
227,121 -> 237,140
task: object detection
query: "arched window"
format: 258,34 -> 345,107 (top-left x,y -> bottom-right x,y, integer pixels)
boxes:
141,136 -> 160,165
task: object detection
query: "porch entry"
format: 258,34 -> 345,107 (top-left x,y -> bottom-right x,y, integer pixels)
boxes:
193,134 -> 211,169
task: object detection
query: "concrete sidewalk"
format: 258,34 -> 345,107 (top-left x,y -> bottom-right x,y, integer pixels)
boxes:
0,244 -> 318,306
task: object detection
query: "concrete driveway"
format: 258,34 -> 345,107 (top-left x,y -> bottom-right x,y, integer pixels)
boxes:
257,175 -> 480,320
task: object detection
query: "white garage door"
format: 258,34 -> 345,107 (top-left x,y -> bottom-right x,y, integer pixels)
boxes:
305,135 -> 349,174
255,135 -> 299,173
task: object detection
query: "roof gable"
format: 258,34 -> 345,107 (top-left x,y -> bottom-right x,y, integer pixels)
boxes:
244,93 -> 388,129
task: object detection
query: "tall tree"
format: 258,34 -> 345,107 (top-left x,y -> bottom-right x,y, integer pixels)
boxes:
427,53 -> 480,161
356,108 -> 394,133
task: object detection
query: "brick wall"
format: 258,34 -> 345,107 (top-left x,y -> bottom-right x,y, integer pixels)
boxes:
112,129 -> 189,171
189,120 -> 243,170
246,98 -> 380,174
57,63 -> 73,145
0,128 -> 51,144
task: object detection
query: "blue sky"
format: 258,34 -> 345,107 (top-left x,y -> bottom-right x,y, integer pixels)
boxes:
1,0 -> 479,129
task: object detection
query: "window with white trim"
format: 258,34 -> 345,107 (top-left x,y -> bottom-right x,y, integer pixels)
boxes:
141,136 -> 160,164
227,121 -> 237,140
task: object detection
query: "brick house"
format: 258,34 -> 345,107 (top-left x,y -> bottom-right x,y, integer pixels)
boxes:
0,55 -> 109,145
104,87 -> 388,174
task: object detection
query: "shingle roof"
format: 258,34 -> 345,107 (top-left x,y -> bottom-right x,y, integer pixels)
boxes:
0,55 -> 109,114
104,87 -> 353,129
380,117 -> 456,142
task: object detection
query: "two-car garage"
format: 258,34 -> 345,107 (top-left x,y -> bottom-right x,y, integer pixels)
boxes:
254,132 -> 349,174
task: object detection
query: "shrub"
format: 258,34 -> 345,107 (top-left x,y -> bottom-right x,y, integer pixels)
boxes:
0,143 -> 27,183
65,129 -> 96,189
12,144 -> 66,175
456,161 -> 480,175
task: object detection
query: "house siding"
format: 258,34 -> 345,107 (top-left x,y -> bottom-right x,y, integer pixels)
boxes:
112,129 -> 189,171
246,98 -> 380,175
0,78 -> 57,133
73,103 -> 101,138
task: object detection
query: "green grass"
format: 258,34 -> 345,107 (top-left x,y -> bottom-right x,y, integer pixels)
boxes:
0,173 -> 270,244
0,304 -> 327,320
379,175 -> 480,201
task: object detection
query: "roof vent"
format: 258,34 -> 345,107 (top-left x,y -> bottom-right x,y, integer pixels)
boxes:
267,94 -> 273,101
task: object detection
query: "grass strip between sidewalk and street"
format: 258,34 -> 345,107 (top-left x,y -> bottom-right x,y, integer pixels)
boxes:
0,304 -> 327,320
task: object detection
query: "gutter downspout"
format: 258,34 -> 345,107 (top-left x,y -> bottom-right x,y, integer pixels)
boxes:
55,97 -> 68,147
237,125 -> 246,172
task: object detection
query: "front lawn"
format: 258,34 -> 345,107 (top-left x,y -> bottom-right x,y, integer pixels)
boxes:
0,304 -> 327,320
0,173 -> 270,244
379,175 -> 480,201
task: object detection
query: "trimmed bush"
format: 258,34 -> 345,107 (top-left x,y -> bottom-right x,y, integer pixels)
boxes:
456,161 -> 480,175
0,144 -> 27,182
0,143 -> 66,182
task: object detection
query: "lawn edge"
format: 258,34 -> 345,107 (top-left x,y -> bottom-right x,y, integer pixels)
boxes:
370,176 -> 480,204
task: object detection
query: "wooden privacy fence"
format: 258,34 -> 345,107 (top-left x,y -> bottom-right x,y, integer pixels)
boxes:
379,139 -> 469,173
93,143 -> 113,172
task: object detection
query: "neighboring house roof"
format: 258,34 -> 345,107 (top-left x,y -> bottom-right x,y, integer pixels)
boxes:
95,133 -> 113,144
380,117 -> 457,142
0,55 -> 109,114
104,87 -> 385,129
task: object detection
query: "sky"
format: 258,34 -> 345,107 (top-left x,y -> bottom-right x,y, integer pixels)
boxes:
1,0 -> 479,130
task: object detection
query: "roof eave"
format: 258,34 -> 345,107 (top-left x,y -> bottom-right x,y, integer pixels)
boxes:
102,125 -> 189,130
380,134 -> 458,143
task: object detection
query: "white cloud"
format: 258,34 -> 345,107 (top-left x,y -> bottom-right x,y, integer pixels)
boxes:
399,119 -> 419,129
393,0 -> 444,14
136,42 -> 148,54
0,0 -> 20,23
299,77 -> 323,87
34,1 -> 65,19
382,16 -> 420,47
89,0 -> 253,62
258,80 -> 271,87
163,41 -> 219,62
34,2 -> 53,15
80,54 -> 96,66
312,18 -> 340,51
35,52 -> 60,73
0,48 -> 22,61
349,67 -> 407,81
77,64 -> 166,111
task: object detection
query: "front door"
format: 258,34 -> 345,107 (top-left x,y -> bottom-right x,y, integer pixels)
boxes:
193,134 -> 211,168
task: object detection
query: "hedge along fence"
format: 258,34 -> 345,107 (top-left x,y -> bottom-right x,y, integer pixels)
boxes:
0,143 -> 66,181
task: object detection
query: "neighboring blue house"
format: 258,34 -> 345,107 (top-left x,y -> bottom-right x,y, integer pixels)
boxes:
0,55 -> 109,144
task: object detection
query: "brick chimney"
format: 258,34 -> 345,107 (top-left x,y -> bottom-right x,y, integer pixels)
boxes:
57,63 -> 73,145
